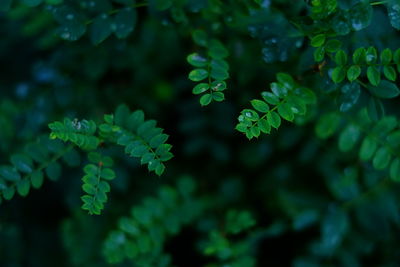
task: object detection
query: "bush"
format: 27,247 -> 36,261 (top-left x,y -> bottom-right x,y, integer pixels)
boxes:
1,0 -> 400,266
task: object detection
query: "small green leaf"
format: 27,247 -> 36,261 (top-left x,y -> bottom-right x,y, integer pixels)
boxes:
315,113 -> 341,139
338,124 -> 360,152
212,92 -> 224,102
187,53 -> 208,67
373,147 -> 391,170
17,179 -> 30,197
90,14 -> 113,45
367,66 -> 381,86
277,103 -> 294,121
366,47 -> 377,64
31,171 -> 44,189
261,91 -> 280,105
347,65 -> 361,82
200,94 -> 212,106
267,111 -> 281,129
45,162 -> 62,181
192,83 -> 209,95
335,50 -> 347,65
380,48 -> 392,65
250,100 -> 269,113
386,2 -> 400,30
352,47 -> 366,64
113,8 -> 137,39
367,80 -> 400,99
359,136 -> 378,161
0,166 -> 21,182
314,46 -> 325,62
11,154 -> 33,173
101,168 -> 116,180
349,2 -> 373,31
383,66 -> 397,81
331,66 -> 346,83
258,118 -> 271,134
311,34 -> 326,47
188,69 -> 208,82
325,39 -> 342,53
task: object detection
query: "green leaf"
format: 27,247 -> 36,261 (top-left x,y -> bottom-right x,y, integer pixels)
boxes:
372,147 -> 391,170
261,91 -> 280,105
367,80 -> 400,99
335,50 -> 347,65
352,47 -> 366,64
267,112 -> 281,129
359,136 -> 378,161
188,69 -> 208,82
30,171 -> 44,189
366,47 -> 377,64
258,118 -> 271,134
311,34 -> 326,47
325,39 -> 342,53
367,66 -> 381,86
90,14 -> 113,45
270,82 -> 288,97
390,158 -> 400,182
386,2 -> 400,30
339,83 -> 360,112
387,131 -> 400,146
277,73 -> 295,89
315,113 -> 341,139
367,97 -> 385,121
338,124 -> 361,152
347,65 -> 361,82
208,40 -> 229,59
17,179 -> 30,197
277,103 -> 294,121
101,168 -> 116,180
383,66 -> 397,81
45,162 -> 62,181
3,187 -> 15,200
250,100 -> 269,113
314,46 -> 325,62
10,154 -> 33,173
349,2 -> 373,31
200,93 -> 212,106
113,8 -> 137,39
212,92 -> 224,102
0,166 -> 21,182
150,134 -> 169,148
331,66 -> 346,83
380,48 -> 392,65
187,53 -> 208,67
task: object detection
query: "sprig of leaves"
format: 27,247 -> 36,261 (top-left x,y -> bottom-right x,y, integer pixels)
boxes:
103,177 -> 205,264
236,73 -> 316,139
49,118 -> 100,150
99,105 -> 173,176
188,30 -> 229,106
316,109 -> 400,182
81,152 -> 116,215
0,136 -> 77,204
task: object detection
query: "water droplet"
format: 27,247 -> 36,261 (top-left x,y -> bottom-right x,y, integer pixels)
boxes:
245,112 -> 252,118
352,21 -> 362,31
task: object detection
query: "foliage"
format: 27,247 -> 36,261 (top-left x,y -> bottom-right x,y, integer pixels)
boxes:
2,0 -> 400,266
